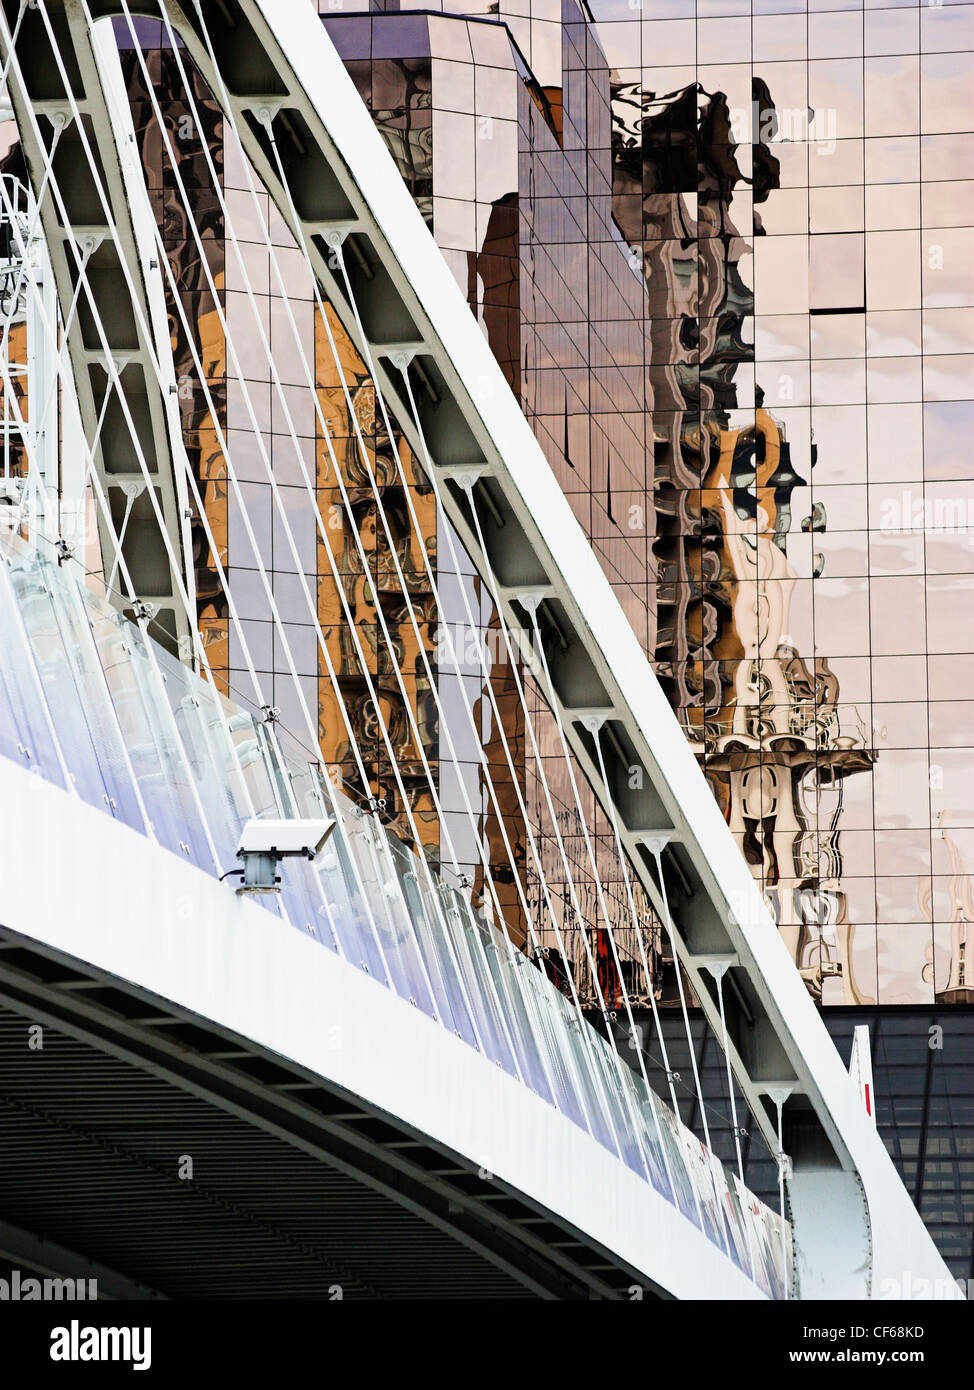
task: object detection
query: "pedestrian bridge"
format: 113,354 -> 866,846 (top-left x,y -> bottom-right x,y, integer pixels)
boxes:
0,0 -> 960,1299
0,527 -> 783,1299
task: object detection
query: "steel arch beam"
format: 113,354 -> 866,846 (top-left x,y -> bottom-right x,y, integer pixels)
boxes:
0,973 -> 625,1300
0,1218 -> 165,1299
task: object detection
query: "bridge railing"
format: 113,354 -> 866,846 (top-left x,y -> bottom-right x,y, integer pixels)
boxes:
0,523 -> 791,1297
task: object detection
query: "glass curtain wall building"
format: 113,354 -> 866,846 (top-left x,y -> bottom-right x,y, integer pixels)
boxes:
588,0 -> 974,1275
335,0 -> 974,1277
342,0 -> 974,1014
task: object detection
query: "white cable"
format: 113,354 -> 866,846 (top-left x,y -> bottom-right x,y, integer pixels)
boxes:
589,729 -> 683,1086
113,0 -> 475,1026
161,0 -> 679,1141
0,208 -> 188,845
6,2 -> 227,874
7,140 -> 96,463
708,958 -> 756,1280
0,41 -> 281,902
105,482 -> 139,594
119,1 -> 457,1018
386,363 -> 617,1129
316,248 -> 564,1098
769,1085 -> 792,1299
23,0 -> 382,955
148,0 -> 552,1068
462,486 -> 652,1164
184,0 -> 627,1106
0,0 -> 27,91
0,211 -> 291,915
0,110 -> 64,369
649,840 -> 732,1255
521,599 -> 686,1190
589,724 -> 682,1197
109,148 -> 395,984
523,616 -> 671,1094
0,155 -> 309,899
0,312 -> 165,839
0,231 -> 227,881
712,967 -> 745,1184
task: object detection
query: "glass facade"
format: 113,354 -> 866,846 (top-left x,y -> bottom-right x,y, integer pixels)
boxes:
321,0 -> 974,1269
592,0 -> 974,1014
318,0 -> 974,1013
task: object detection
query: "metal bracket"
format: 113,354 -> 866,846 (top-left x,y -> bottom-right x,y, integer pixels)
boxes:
247,100 -> 284,128
513,588 -> 550,615
384,343 -> 427,372
641,833 -> 674,858
448,467 -> 485,494
699,954 -> 737,981
578,710 -> 614,733
321,225 -> 355,251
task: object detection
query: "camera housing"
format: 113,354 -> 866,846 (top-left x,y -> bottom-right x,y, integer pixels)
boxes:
234,817 -> 336,893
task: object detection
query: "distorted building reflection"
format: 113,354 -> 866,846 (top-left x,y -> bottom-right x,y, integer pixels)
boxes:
613,74 -> 878,1000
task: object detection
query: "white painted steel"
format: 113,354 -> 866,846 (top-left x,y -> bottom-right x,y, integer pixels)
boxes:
0,753 -> 765,1302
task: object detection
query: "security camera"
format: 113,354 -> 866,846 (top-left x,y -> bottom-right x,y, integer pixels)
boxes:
237,818 -> 335,858
232,817 -> 336,893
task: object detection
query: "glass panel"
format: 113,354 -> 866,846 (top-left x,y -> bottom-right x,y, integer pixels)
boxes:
46,573 -> 145,832
438,884 -> 518,1075
0,559 -> 66,784
475,913 -> 554,1102
9,555 -> 113,812
117,622 -> 210,867
387,833 -> 477,1043
513,956 -> 586,1125
327,810 -> 394,985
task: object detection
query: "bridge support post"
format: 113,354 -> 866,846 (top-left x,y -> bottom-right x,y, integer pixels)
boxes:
788,1164 -> 871,1300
